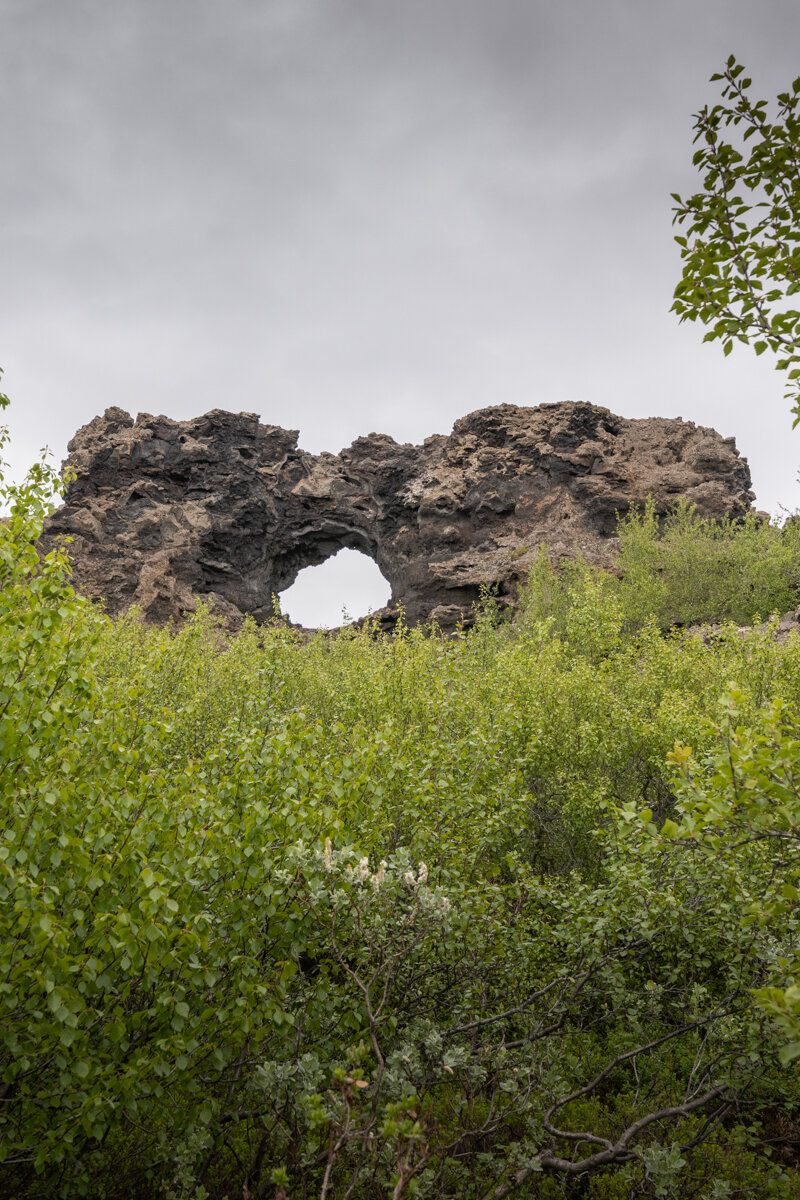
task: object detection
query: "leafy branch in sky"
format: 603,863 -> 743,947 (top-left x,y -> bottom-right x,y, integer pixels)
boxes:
671,56 -> 800,422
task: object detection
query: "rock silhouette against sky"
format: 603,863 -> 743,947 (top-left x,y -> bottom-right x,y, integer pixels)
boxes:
44,401 -> 753,629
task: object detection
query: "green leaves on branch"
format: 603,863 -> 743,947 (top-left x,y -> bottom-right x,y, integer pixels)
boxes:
642,690 -> 800,1054
671,57 -> 800,422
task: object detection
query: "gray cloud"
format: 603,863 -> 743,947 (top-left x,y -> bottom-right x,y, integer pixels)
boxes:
2,0 -> 800,619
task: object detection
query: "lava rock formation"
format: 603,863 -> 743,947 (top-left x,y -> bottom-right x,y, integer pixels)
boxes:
42,401 -> 754,629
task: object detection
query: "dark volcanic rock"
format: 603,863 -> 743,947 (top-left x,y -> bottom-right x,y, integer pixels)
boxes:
42,402 -> 754,630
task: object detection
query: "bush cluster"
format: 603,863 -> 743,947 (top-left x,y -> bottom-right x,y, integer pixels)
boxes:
4,416 -> 800,1197
521,498 -> 800,636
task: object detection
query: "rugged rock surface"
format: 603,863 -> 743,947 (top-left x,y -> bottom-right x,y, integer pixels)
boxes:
42,401 -> 754,629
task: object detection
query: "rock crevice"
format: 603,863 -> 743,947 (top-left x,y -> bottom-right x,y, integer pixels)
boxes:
43,401 -> 754,628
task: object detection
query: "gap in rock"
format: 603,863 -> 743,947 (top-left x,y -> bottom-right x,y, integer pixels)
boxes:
279,548 -> 391,629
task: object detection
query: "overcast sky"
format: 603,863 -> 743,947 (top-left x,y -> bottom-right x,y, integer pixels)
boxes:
2,0 -> 799,623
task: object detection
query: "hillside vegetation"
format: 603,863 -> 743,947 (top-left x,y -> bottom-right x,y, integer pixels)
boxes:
5,443 -> 800,1198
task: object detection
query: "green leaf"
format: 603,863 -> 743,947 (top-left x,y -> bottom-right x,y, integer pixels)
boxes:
779,1041 -> 800,1066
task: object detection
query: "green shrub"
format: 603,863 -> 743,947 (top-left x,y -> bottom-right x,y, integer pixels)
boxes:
617,499 -> 800,630
519,499 -> 800,638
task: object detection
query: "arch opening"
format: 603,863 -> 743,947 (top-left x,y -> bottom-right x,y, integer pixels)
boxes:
279,548 -> 391,629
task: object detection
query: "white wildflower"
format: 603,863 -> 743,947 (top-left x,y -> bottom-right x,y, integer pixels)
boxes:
417,862 -> 428,887
439,895 -> 451,914
371,860 -> 387,893
323,838 -> 333,874
403,870 -> 417,889
358,856 -> 370,883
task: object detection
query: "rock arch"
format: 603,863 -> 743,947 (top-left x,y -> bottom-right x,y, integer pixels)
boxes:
43,401 -> 754,630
